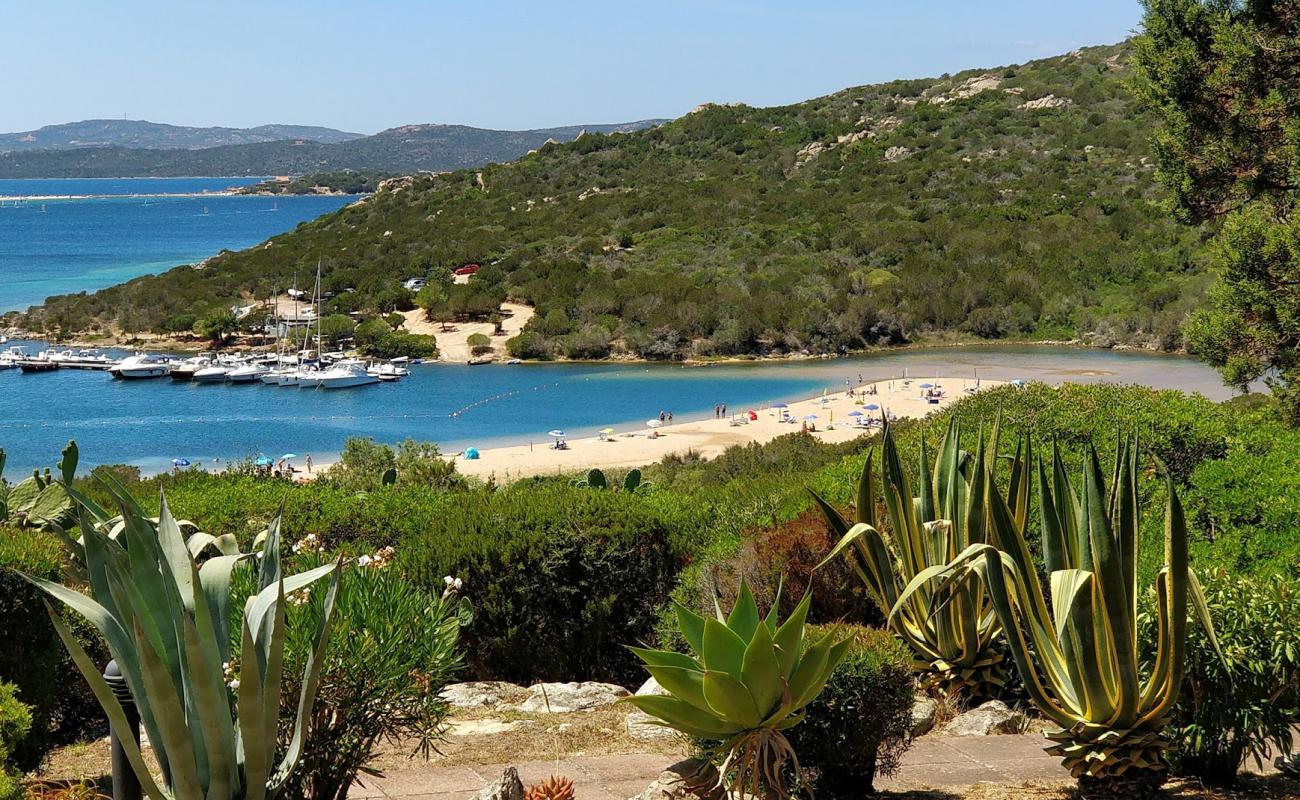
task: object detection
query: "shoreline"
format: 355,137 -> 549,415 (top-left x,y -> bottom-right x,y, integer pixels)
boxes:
303,376 -> 1005,484
0,191 -> 245,202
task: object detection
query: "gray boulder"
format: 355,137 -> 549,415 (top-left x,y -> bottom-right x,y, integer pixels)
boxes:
516,681 -> 631,713
441,681 -> 525,709
942,700 -> 1025,736
476,766 -> 524,800
625,677 -> 677,742
910,695 -> 938,737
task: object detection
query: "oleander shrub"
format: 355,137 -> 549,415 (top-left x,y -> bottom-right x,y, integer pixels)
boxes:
786,625 -> 915,797
1164,571 -> 1300,787
271,550 -> 472,800
0,682 -> 32,800
398,484 -> 682,684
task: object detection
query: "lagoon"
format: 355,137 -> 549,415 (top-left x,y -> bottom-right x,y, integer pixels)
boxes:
0,343 -> 1236,476
0,177 -> 354,312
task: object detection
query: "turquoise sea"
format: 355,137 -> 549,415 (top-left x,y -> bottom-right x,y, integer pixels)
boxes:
0,177 -> 353,312
0,341 -> 1235,476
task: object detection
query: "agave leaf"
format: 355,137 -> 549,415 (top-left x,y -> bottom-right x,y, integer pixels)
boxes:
741,619 -> 781,716
628,646 -> 702,673
622,695 -> 743,739
727,582 -> 761,641
701,618 -> 747,677
772,592 -> 810,679
674,602 -> 707,654
641,664 -> 711,713
702,670 -> 761,728
237,615 -> 270,800
134,618 -> 205,800
44,606 -> 169,800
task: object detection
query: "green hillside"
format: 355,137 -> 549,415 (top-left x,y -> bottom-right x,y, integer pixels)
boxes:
13,42 -> 1211,358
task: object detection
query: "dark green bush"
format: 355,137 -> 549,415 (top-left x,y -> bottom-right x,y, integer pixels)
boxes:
786,625 -> 915,797
1164,571 -> 1300,787
397,484 -> 683,684
0,682 -> 31,800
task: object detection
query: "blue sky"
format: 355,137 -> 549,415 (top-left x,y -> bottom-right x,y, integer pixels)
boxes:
1,1 -> 1142,134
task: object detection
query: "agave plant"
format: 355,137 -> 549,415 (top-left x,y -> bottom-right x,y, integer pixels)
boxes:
20,476 -> 341,800
623,583 -> 850,800
813,418 -> 1028,700
902,436 -> 1219,798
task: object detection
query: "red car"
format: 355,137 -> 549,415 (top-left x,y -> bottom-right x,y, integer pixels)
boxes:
453,264 -> 480,276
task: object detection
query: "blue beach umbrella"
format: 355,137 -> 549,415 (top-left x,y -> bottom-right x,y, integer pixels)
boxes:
547,430 -> 566,437
1012,379 -> 1026,387
803,414 -> 818,421
255,455 -> 274,467
919,383 -> 933,388
172,458 -> 190,467
847,411 -> 864,417
771,402 -> 788,409
865,403 -> 880,410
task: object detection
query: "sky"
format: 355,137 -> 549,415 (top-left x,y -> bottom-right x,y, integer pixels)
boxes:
0,1 -> 1143,135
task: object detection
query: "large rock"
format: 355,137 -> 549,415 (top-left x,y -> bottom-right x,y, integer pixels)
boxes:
476,766 -> 524,800
628,759 -> 725,800
942,700 -> 1025,736
441,681 -> 525,709
910,695 -> 938,737
516,681 -> 630,713
626,677 -> 677,742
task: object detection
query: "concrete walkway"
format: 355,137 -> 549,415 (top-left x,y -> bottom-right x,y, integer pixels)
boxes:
349,735 -> 1071,798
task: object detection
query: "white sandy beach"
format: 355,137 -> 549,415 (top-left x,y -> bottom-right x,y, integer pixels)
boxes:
414,376 -> 1003,483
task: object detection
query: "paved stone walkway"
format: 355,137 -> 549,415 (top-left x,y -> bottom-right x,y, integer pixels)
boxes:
349,735 -> 1073,798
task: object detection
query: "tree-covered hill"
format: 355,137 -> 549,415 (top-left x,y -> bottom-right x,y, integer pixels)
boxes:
0,120 -> 667,179
0,119 -> 362,151
13,43 -> 1213,358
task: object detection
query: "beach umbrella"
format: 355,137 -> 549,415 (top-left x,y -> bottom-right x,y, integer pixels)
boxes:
646,419 -> 663,429
281,453 -> 297,460
919,383 -> 933,388
547,430 -> 566,437
254,456 -> 274,467
600,427 -> 615,435
848,411 -> 864,417
172,458 -> 190,467
772,402 -> 788,409
803,414 -> 818,420
464,447 -> 480,460
865,403 -> 880,410
1012,379 -> 1026,387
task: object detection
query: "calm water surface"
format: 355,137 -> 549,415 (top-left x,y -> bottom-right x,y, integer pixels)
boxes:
0,177 -> 353,311
0,344 -> 1235,475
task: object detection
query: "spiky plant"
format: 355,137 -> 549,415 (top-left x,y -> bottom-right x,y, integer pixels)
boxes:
20,475 -> 341,800
523,776 -> 575,800
623,583 -> 850,800
900,436 -> 1219,799
812,418 -> 1028,701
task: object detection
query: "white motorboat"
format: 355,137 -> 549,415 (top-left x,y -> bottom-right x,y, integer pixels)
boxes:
169,357 -> 213,381
48,349 -> 115,370
1,346 -> 31,363
316,363 -> 379,389
193,365 -> 231,383
111,354 -> 171,379
226,363 -> 269,383
366,362 -> 410,382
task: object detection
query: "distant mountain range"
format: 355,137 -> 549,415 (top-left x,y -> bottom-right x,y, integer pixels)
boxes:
0,119 -> 667,178
0,119 -> 363,151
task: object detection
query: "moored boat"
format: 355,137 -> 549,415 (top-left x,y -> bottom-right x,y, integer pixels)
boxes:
111,354 -> 171,379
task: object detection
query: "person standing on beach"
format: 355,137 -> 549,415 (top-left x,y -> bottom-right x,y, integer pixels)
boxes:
659,410 -> 666,423
306,454 -> 314,474
668,411 -> 673,424
721,403 -> 727,417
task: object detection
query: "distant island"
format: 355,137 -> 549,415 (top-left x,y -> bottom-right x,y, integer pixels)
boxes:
0,119 -> 668,178
233,171 -> 399,196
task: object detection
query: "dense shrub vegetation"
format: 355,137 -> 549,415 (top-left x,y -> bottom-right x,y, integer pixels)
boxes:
787,626 -> 915,797
13,43 -> 1214,357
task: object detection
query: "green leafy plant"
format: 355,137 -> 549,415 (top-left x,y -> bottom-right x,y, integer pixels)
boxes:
785,625 -> 914,797
813,418 -> 1024,701
1165,570 -> 1300,787
274,549 -> 472,800
0,682 -> 33,800
571,468 -> 653,493
623,582 -> 851,800
906,436 -> 1219,798
20,477 -> 342,800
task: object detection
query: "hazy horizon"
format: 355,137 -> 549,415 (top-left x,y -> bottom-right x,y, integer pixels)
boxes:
2,1 -> 1140,135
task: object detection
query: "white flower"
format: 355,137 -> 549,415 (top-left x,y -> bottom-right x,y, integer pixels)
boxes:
453,577 -> 463,590
228,679 -> 240,691
357,554 -> 373,568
